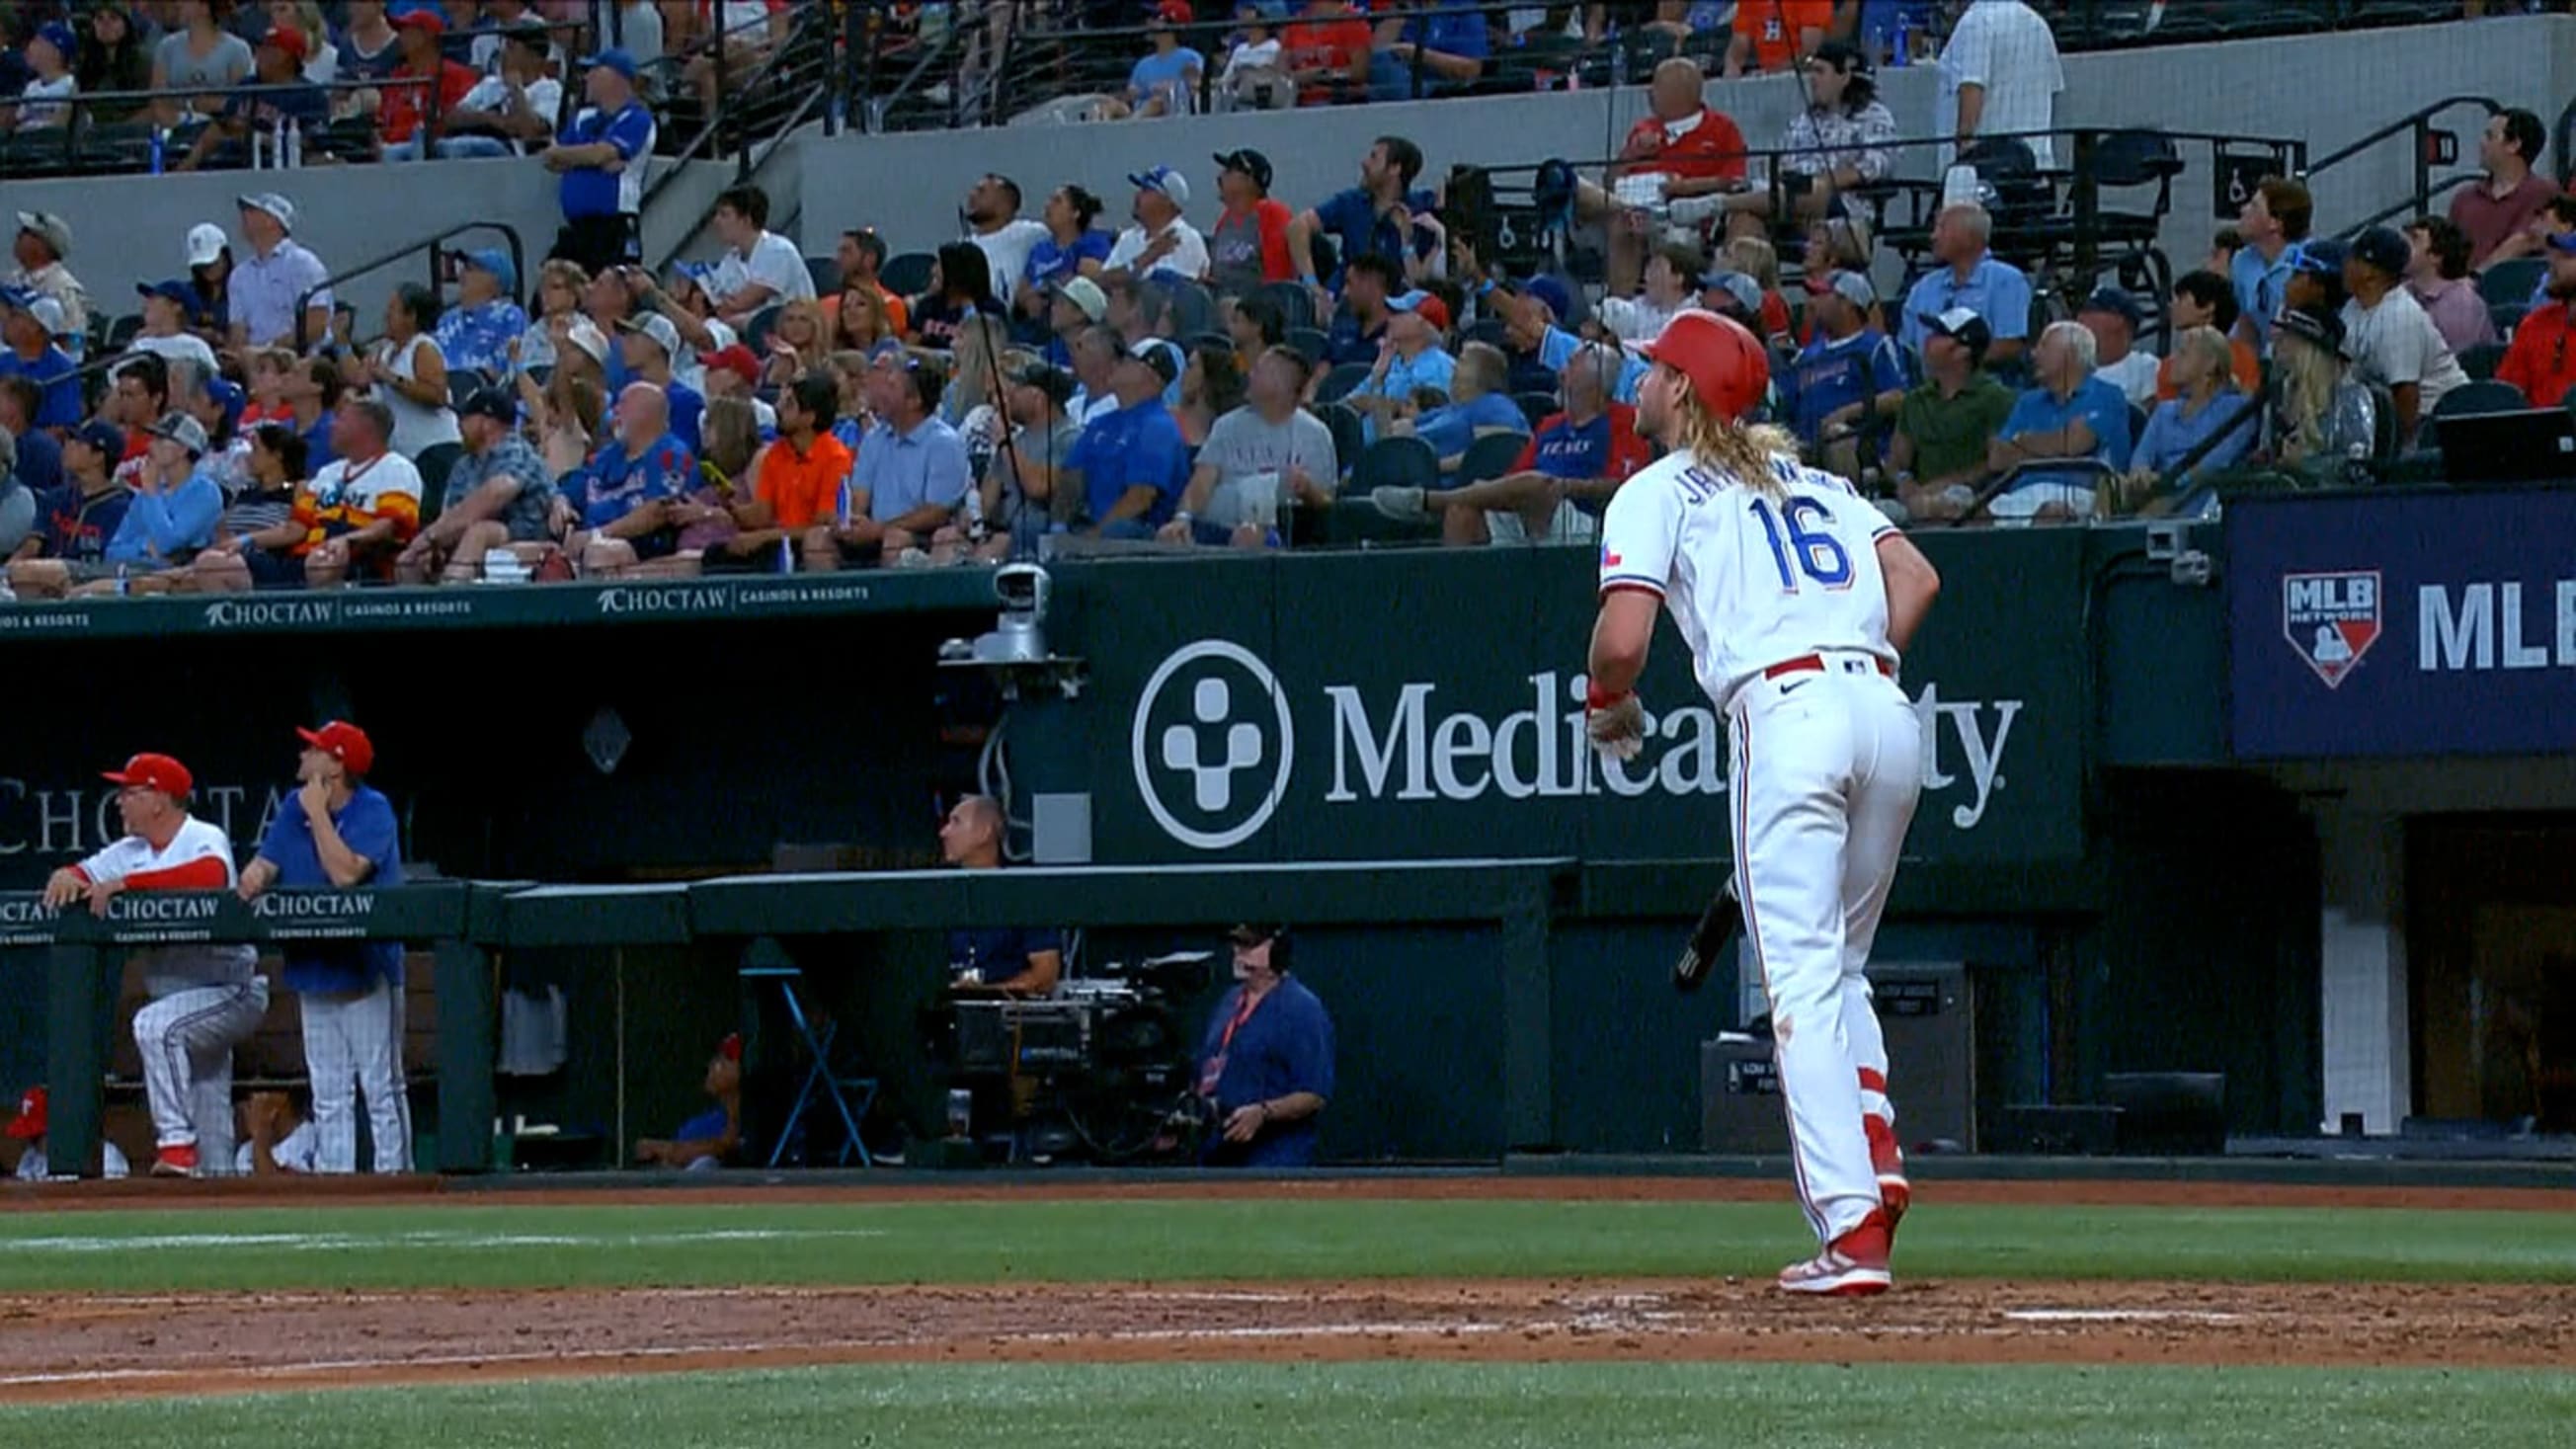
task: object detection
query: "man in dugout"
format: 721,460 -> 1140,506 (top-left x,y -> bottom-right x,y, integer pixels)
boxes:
1196,924 -> 1334,1167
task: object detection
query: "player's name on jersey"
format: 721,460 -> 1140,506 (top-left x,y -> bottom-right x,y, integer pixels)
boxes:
0,887 -> 466,947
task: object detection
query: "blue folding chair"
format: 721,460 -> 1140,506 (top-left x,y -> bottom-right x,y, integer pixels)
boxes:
740,942 -> 877,1167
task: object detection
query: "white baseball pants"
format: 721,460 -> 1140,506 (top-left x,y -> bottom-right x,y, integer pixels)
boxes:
1727,654 -> 1921,1246
300,977 -> 412,1174
135,978 -> 270,1173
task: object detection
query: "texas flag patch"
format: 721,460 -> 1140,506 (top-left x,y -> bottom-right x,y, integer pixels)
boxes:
1601,549 -> 1622,568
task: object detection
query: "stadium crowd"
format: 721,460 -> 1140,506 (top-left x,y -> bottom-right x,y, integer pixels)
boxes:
0,1 -> 2557,597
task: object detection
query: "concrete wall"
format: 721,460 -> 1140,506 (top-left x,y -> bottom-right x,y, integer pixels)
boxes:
9,155 -> 572,331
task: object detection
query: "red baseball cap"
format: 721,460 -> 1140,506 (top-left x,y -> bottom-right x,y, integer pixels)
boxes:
1638,311 -> 1770,425
298,721 -> 376,776
261,25 -> 310,63
393,9 -> 446,35
5,1087 -> 44,1142
103,753 -> 194,798
698,344 -> 762,385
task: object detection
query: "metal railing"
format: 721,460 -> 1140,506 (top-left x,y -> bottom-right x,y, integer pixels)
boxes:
2303,95 -> 2504,238
294,222 -> 529,355
0,18 -> 607,180
868,0 -> 2479,134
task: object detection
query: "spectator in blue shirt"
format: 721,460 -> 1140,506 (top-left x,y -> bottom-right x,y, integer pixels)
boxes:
1351,289 -> 1457,443
544,49 -> 654,276
615,313 -> 704,453
1323,253 -> 1401,367
937,795 -> 1064,993
235,719 -> 409,1176
1063,342 -> 1189,537
0,377 -> 61,495
432,249 -> 526,380
1019,186 -> 1115,341
1897,203 -> 2032,367
0,289 -> 78,429
2124,324 -> 2254,518
1290,134 -> 1439,298
1785,270 -> 1909,478
104,413 -> 225,576
1402,340 -> 1525,465
1112,3 -> 1205,119
806,350 -> 972,568
1988,320 -> 2134,523
7,422 -> 132,598
1369,1 -> 1489,101
1197,925 -> 1334,1168
560,381 -> 693,573
2230,175 -> 2310,357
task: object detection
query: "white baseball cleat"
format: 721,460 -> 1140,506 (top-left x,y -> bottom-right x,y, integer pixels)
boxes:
1778,1210 -> 1893,1297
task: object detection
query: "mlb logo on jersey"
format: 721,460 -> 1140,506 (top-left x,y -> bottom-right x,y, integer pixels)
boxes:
2281,570 -> 2381,689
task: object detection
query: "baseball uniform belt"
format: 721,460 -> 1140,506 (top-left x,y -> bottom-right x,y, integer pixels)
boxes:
1762,652 -> 1894,682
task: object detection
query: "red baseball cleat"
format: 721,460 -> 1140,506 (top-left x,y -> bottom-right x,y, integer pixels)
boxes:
151,1144 -> 199,1178
1778,1209 -> 1893,1296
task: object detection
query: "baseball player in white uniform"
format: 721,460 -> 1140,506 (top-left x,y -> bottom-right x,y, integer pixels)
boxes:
1585,313 -> 1943,1296
42,753 -> 267,1179
8,1087 -> 132,1179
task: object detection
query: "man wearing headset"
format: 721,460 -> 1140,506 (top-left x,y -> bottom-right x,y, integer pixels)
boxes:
1196,924 -> 1334,1167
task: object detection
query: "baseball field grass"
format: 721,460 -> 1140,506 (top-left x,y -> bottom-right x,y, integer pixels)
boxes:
2,1196 -> 2574,1292
0,1189 -> 2568,1446
4,1362 -> 2574,1449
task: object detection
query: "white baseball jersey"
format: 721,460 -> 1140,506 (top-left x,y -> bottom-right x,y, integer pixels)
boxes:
75,816 -> 257,994
1598,451 -> 1899,711
234,1121 -> 321,1175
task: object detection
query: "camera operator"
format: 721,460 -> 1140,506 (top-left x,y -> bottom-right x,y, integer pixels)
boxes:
937,795 -> 1062,994
1196,925 -> 1334,1167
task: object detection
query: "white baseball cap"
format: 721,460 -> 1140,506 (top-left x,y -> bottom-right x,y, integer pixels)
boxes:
186,222 -> 228,269
236,192 -> 296,232
618,312 -> 683,358
563,318 -> 610,366
1127,166 -> 1190,209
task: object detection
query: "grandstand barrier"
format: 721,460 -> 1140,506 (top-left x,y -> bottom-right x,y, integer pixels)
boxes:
7,883 -> 486,1178
8,514 -> 2344,1167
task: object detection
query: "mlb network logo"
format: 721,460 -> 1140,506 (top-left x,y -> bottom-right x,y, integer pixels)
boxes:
2281,570 -> 2381,689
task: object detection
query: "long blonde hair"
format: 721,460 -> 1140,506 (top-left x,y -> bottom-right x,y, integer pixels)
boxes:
1670,388 -> 1801,499
2273,328 -> 2343,464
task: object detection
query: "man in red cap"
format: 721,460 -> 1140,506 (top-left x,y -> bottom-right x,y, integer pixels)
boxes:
238,721 -> 409,1175
43,752 -> 263,1178
1584,311 -> 1943,1298
8,1086 -> 132,1180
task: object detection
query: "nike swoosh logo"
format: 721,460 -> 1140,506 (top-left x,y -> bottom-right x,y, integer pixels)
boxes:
1780,680 -> 1810,696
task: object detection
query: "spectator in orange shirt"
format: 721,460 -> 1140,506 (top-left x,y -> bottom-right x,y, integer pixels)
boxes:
698,371 -> 852,570
1729,0 -> 1834,77
1209,149 -> 1296,298
2159,270 -> 2262,401
1579,57 -> 1746,293
825,229 -> 912,342
1282,0 -> 1373,106
2495,232 -> 2576,408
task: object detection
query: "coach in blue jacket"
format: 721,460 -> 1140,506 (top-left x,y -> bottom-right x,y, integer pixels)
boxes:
1197,924 -> 1334,1167
237,721 -> 408,1175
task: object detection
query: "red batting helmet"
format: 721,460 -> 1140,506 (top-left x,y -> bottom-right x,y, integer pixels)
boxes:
1638,312 -> 1769,424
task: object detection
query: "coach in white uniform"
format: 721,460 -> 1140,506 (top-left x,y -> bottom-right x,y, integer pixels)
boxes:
43,752 -> 265,1179
238,721 -> 409,1175
1583,313 -> 1943,1297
